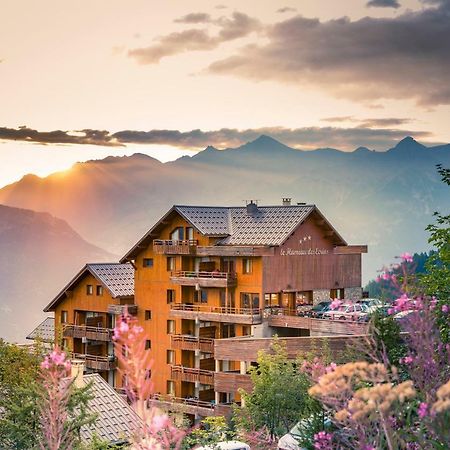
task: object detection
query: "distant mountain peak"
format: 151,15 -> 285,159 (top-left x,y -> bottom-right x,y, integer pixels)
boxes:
242,135 -> 293,152
353,146 -> 371,154
392,136 -> 426,152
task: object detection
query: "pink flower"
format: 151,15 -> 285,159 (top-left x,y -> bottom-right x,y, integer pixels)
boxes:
400,252 -> 413,263
330,299 -> 343,310
418,402 -> 428,419
442,304 -> 449,314
381,272 -> 391,281
314,431 -> 333,450
401,356 -> 414,365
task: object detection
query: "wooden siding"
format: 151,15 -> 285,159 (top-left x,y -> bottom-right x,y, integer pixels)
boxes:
153,240 -> 198,255
63,324 -> 113,342
333,245 -> 368,255
170,271 -> 237,288
170,365 -> 215,385
214,372 -> 253,394
268,315 -> 367,335
107,304 -> 138,315
170,304 -> 262,325
214,335 -> 368,362
196,246 -> 274,257
149,394 -> 232,417
170,335 -> 214,353
262,216 -> 363,293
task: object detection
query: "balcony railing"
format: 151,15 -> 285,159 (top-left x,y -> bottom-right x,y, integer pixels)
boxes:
214,371 -> 253,394
107,304 -> 138,316
170,365 -> 215,385
149,394 -> 233,417
153,239 -> 198,255
170,271 -> 237,288
71,352 -> 116,371
63,324 -> 113,342
170,304 -> 262,324
170,334 -> 214,353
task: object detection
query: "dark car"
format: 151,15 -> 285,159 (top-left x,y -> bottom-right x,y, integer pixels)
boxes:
301,301 -> 331,318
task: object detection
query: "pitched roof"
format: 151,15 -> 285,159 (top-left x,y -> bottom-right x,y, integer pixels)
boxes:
44,262 -> 134,312
80,373 -> 141,444
26,317 -> 55,342
121,204 -> 347,261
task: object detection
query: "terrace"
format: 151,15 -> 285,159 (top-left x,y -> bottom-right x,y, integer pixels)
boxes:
153,239 -> 198,255
170,270 -> 237,288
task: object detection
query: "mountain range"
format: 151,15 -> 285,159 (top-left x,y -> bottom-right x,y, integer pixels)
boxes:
0,135 -> 449,341
0,204 -> 114,342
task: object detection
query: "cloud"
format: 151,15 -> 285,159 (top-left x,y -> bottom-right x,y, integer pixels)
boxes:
277,7 -> 297,13
208,2 -> 450,106
0,125 -> 434,151
128,12 -> 261,64
0,127 -> 122,147
367,0 -> 401,8
322,116 -> 413,127
174,13 -> 211,24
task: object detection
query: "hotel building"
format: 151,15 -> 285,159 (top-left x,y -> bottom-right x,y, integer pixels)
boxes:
45,199 -> 367,419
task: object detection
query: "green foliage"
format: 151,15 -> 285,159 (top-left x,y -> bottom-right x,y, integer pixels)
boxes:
181,416 -> 234,449
235,341 -> 320,439
421,164 -> 450,342
0,340 -> 97,449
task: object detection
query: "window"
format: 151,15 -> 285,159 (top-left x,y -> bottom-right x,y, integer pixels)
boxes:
186,227 -> 194,240
166,350 -> 175,364
167,320 -> 175,334
61,310 -> 68,324
242,258 -> 253,274
330,289 -> 344,300
143,258 -> 153,268
167,380 -> 175,396
96,285 -> 103,296
145,310 -> 152,320
242,325 -> 251,336
145,340 -> 151,350
220,290 -> 226,308
62,338 -> 68,350
264,293 -> 279,307
241,293 -> 260,310
170,227 -> 184,241
166,257 -> 175,271
200,289 -> 208,304
166,289 -> 176,304
86,285 -> 93,295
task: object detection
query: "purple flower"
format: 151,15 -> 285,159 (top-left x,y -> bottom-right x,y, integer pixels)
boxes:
314,431 -> 333,450
441,304 -> 449,314
418,402 -> 428,419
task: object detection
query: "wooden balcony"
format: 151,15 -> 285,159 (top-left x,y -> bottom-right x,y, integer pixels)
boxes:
170,271 -> 237,288
170,365 -> 215,385
170,334 -> 214,353
71,352 -> 116,371
107,304 -> 138,316
214,371 -> 253,394
149,394 -> 232,417
170,304 -> 262,325
214,334 -> 368,362
63,324 -> 113,342
267,309 -> 368,335
153,239 -> 198,255
196,246 -> 274,257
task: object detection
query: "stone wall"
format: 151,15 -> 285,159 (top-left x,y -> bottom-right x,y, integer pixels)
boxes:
313,289 -> 330,305
344,287 -> 363,300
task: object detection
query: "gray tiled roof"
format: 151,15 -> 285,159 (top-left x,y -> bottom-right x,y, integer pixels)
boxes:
80,374 -> 141,444
176,205 -> 315,246
26,317 -> 54,342
87,263 -> 134,298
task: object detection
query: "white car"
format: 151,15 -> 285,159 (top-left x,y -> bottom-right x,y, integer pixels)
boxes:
322,303 -> 367,321
197,441 -> 250,450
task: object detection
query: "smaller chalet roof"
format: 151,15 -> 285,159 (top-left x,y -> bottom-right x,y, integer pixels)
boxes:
26,317 -> 55,342
121,204 -> 347,262
44,262 -> 134,312
79,373 -> 141,444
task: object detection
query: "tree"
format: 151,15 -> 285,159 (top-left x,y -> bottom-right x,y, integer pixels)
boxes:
235,341 -> 320,439
421,164 -> 450,342
0,340 -> 96,449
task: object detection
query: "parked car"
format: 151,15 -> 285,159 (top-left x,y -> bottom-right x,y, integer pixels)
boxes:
357,298 -> 383,314
301,301 -> 331,318
322,303 -> 367,321
393,309 -> 416,324
357,305 -> 391,322
197,441 -> 250,450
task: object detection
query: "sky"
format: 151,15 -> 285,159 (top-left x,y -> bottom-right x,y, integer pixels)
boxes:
0,0 -> 449,187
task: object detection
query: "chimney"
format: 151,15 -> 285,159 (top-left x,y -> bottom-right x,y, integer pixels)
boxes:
246,200 -> 258,215
282,198 -> 291,206
71,359 -> 85,388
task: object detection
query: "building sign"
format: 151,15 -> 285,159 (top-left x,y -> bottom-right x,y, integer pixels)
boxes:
280,248 -> 329,256
279,234 -> 329,256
